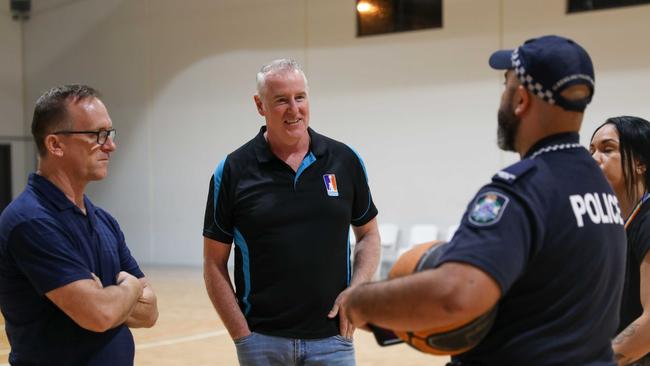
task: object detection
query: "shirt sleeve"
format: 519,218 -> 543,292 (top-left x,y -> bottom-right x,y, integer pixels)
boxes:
7,219 -> 94,295
349,149 -> 378,226
203,157 -> 235,243
437,185 -> 533,294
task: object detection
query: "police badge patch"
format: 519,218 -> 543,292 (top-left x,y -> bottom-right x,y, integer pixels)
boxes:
468,191 -> 509,226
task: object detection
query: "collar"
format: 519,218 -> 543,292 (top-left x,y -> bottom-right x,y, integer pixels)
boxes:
30,173 -> 94,215
253,126 -> 327,163
523,132 -> 581,159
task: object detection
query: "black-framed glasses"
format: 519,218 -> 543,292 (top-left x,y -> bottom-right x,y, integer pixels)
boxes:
52,129 -> 116,145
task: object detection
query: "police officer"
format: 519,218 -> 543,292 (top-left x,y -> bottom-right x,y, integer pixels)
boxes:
342,35 -> 626,365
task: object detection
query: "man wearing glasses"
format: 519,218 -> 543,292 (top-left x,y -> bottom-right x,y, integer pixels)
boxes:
0,84 -> 158,365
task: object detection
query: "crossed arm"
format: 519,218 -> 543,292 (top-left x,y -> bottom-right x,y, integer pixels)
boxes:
125,277 -> 159,328
46,272 -> 158,333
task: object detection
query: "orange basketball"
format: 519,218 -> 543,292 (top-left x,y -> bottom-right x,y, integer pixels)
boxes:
388,240 -> 497,356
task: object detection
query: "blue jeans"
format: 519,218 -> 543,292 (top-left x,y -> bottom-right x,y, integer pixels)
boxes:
234,332 -> 355,366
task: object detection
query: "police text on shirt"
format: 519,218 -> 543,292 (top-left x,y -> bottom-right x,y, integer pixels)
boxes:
569,193 -> 624,227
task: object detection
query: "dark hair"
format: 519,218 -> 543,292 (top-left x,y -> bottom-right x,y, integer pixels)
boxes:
592,116 -> 650,203
31,84 -> 100,156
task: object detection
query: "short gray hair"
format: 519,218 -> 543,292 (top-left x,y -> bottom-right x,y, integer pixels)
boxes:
256,59 -> 308,97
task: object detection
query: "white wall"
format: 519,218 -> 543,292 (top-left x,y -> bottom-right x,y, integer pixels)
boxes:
0,6 -> 22,136
20,0 -> 650,265
500,0 -> 650,139
0,3 -> 31,200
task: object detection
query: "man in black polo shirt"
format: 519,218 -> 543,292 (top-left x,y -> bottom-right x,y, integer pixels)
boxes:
342,36 -> 626,365
0,85 -> 158,365
203,59 -> 380,365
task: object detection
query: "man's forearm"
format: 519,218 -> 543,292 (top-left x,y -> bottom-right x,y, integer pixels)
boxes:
204,263 -> 249,339
346,263 -> 499,332
613,315 -> 650,366
126,284 -> 158,328
46,272 -> 144,332
105,283 -> 141,328
350,232 -> 381,286
346,272 -> 451,330
80,278 -> 142,332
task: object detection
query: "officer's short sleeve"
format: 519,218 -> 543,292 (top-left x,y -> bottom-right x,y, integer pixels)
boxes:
437,186 -> 533,294
7,219 -> 93,295
203,158 -> 235,243
349,149 -> 378,226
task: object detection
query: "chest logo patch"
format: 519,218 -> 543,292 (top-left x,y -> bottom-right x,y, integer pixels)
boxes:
323,174 -> 339,197
469,191 -> 509,226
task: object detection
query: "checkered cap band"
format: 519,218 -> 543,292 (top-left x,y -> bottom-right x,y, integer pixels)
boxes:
511,48 -> 556,105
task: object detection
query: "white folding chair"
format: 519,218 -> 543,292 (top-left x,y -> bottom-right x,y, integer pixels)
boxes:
410,224 -> 439,244
379,224 -> 399,248
397,224 -> 439,257
377,224 -> 400,279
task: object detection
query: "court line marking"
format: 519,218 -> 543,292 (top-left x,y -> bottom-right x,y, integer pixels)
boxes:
0,329 -> 229,358
135,329 -> 229,350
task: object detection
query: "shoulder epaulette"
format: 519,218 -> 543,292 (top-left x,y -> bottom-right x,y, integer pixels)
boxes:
492,159 -> 537,185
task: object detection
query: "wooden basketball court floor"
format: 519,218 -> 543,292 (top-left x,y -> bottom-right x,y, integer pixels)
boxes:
0,266 -> 449,365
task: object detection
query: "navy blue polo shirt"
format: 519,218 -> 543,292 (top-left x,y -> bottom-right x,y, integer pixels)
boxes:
203,126 -> 378,339
0,173 -> 144,366
438,133 -> 626,365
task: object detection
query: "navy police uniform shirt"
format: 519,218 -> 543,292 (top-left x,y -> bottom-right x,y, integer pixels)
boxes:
438,133 -> 626,366
0,173 -> 144,366
203,126 -> 378,339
